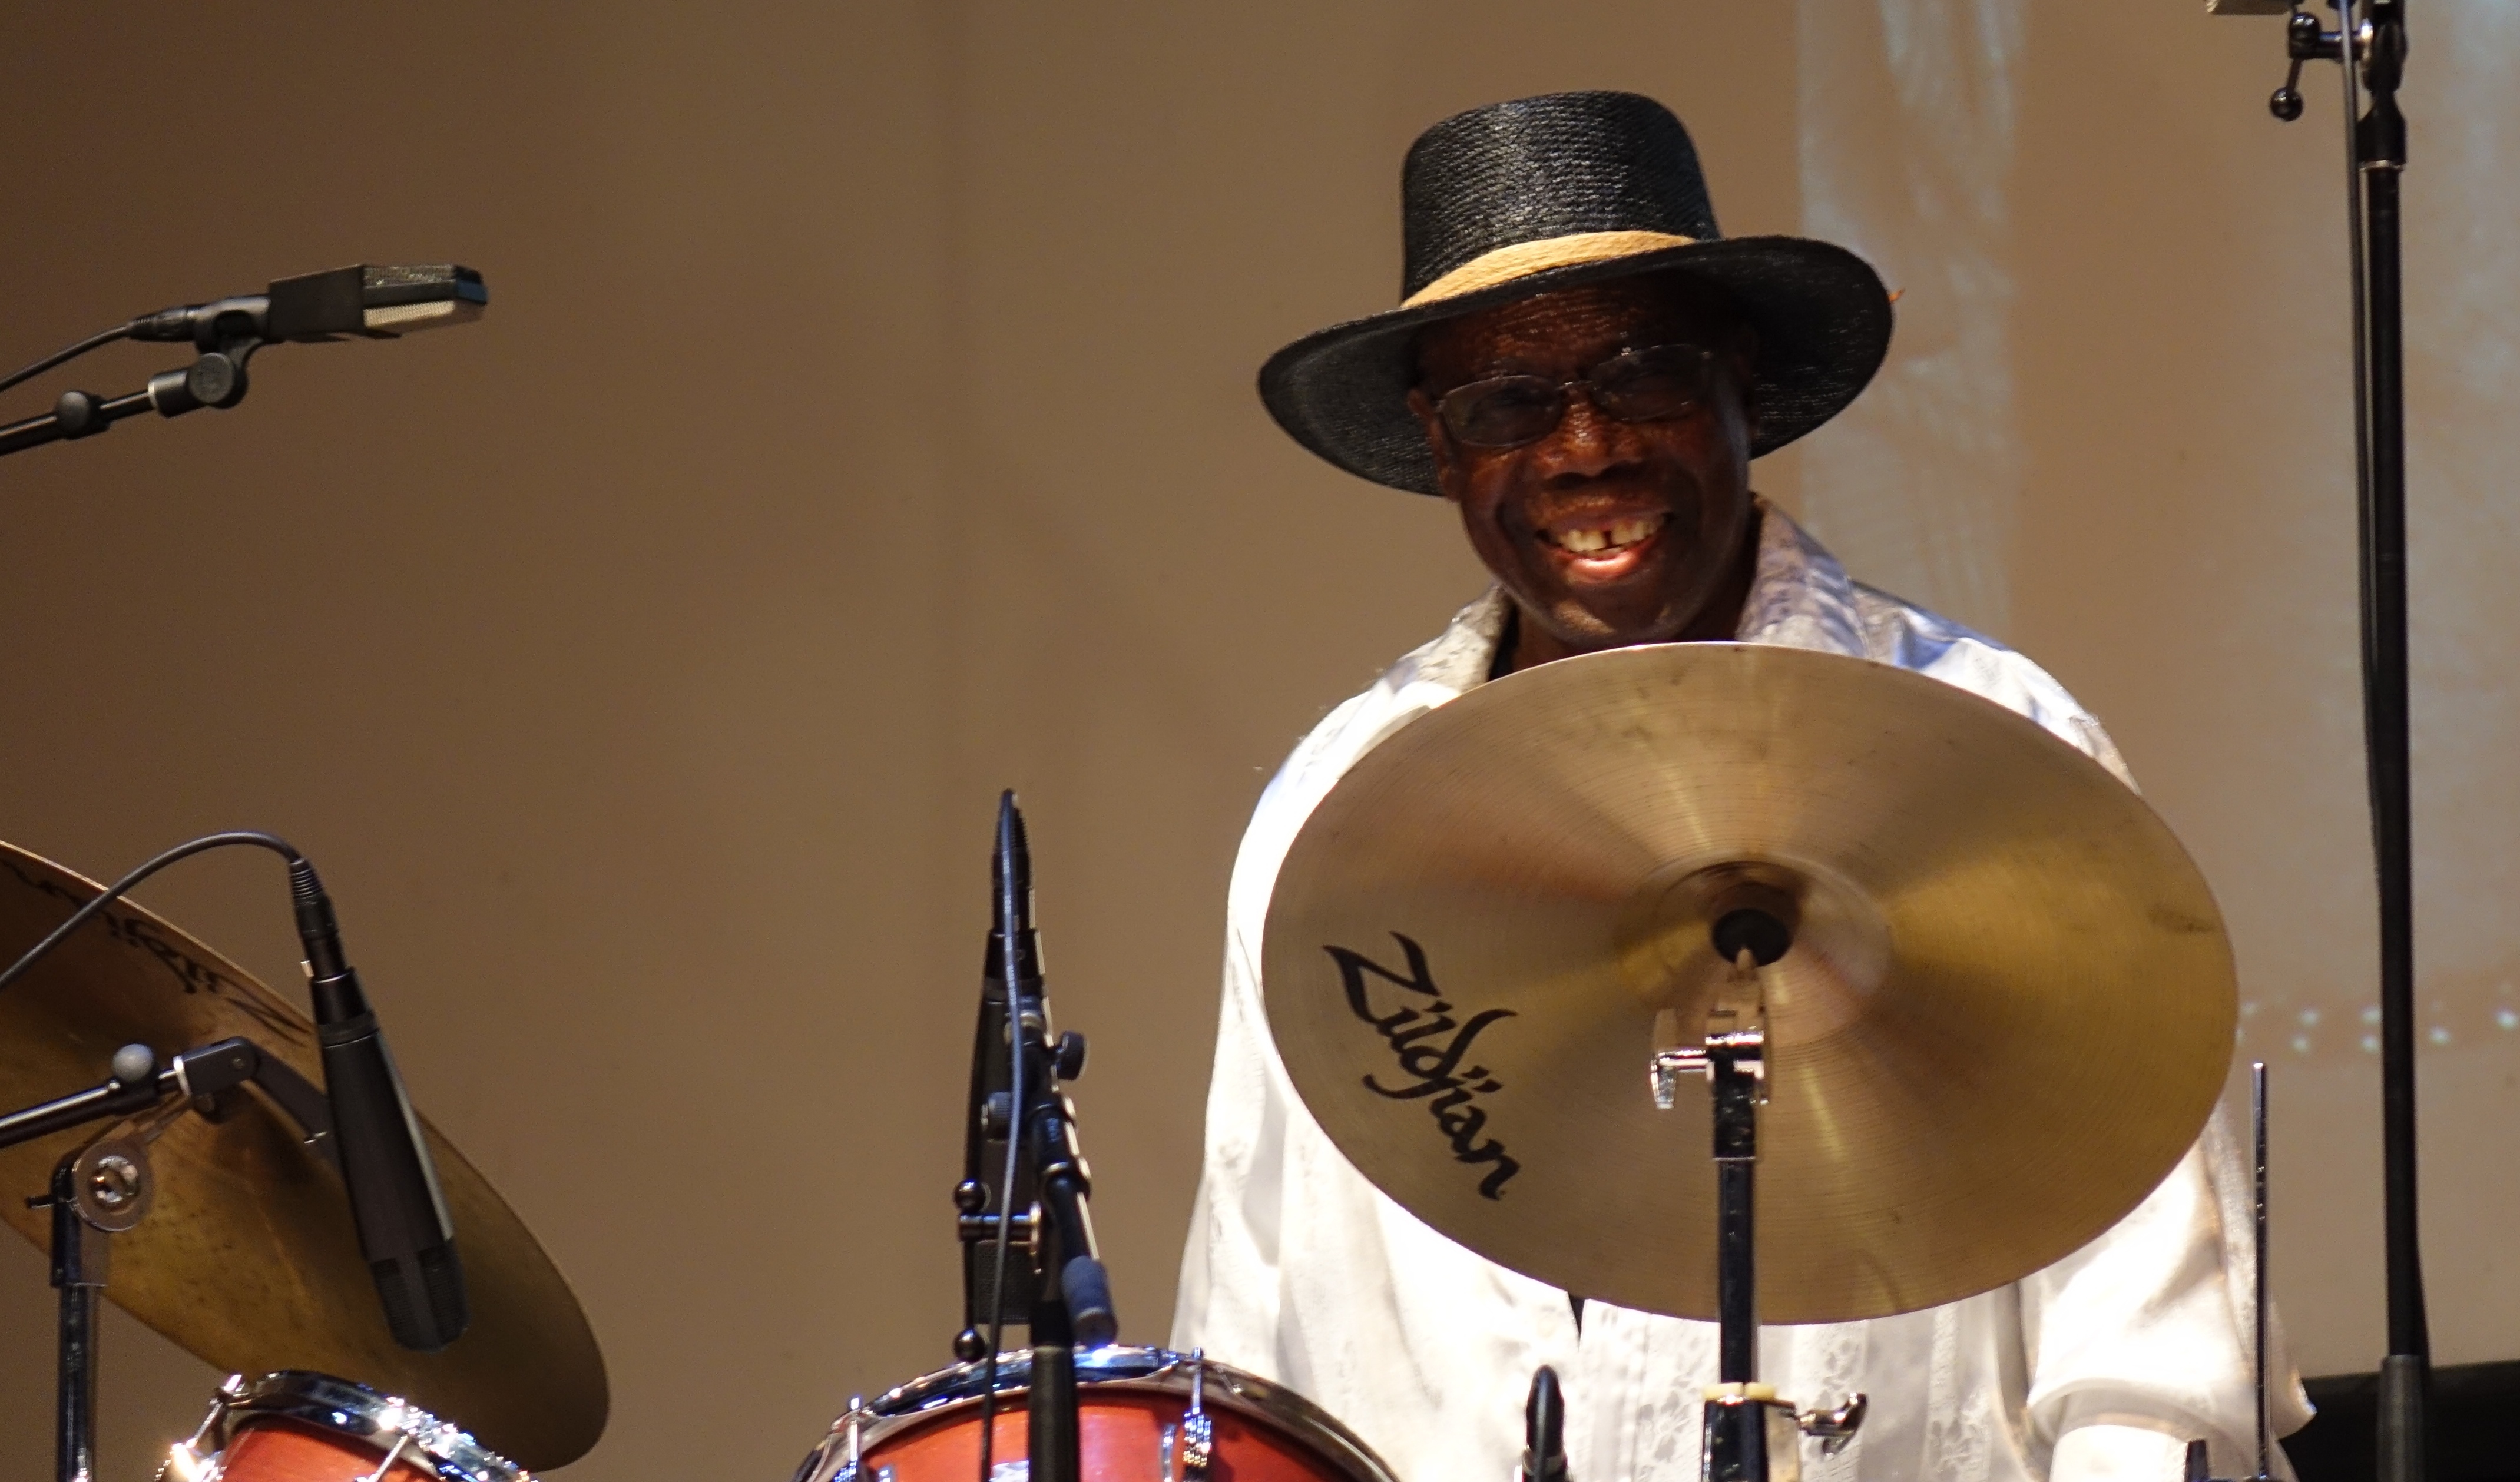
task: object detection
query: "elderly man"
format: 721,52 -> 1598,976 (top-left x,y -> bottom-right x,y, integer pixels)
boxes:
1171,92 -> 2306,1482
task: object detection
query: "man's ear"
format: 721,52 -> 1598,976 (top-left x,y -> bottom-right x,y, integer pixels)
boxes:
1405,387 -> 1464,502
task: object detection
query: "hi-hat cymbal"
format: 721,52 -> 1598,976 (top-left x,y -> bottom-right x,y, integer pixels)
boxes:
0,842 -> 607,1469
1264,642 -> 2236,1325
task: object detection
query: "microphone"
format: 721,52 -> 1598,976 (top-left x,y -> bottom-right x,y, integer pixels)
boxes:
288,858 -> 468,1352
954,796 -> 1039,1360
994,790 -> 1039,992
130,264 -> 487,348
0,263 -> 488,457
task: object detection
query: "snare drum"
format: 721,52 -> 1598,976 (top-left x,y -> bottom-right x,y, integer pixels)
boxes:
794,1347 -> 1395,1482
162,1371 -> 528,1482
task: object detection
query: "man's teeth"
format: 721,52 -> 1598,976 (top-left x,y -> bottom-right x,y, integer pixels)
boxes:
1551,515 -> 1664,554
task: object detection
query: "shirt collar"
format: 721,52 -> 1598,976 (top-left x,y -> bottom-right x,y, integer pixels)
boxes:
1402,499 -> 1867,699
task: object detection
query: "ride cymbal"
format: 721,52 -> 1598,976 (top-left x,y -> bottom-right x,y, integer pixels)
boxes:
0,843 -> 606,1468
1263,642 -> 2236,1324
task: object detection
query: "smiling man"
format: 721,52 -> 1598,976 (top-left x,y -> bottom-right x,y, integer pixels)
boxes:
1408,275 -> 1761,665
1172,93 -> 2305,1482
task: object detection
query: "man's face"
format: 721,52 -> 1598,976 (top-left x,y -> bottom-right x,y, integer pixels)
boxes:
1409,275 -> 1757,658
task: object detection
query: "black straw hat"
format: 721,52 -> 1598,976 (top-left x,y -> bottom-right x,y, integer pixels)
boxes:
1259,91 -> 1893,494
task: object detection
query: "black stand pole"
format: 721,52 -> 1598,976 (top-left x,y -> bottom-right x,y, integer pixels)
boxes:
1654,928 -> 1865,1482
2350,24 -> 2430,1482
1714,1078 -> 1759,1384
0,353 -> 254,460
1701,993 -> 1771,1482
1026,1297 -> 1078,1482
1024,1073 -> 1112,1482
48,1152 -> 106,1482
6,1049 -> 164,1482
1657,943 -> 1784,1482
2237,6 -> 2425,1476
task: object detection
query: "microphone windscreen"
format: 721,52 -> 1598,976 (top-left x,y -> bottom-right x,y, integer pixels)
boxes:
360,266 -> 488,337
373,1242 -> 469,1352
360,299 -> 484,337
1061,1255 -> 1117,1347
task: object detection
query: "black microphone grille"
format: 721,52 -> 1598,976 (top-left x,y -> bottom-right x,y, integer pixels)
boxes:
373,1242 -> 469,1352
362,264 -> 488,307
992,791 -> 1034,907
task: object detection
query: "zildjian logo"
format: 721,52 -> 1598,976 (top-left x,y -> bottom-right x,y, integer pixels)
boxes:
1324,932 -> 1521,1199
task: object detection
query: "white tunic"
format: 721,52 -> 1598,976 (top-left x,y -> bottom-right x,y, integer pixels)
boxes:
1171,505 -> 2312,1482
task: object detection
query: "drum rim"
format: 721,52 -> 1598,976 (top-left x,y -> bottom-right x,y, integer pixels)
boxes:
859,1346 -> 1398,1482
217,1371 -> 530,1482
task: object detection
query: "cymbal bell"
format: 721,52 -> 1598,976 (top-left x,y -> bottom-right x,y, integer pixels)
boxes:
1263,642 -> 2236,1324
0,842 -> 607,1468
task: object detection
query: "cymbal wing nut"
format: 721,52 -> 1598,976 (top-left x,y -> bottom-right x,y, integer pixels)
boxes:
1799,1391 -> 1867,1457
1650,1047 -> 1710,1109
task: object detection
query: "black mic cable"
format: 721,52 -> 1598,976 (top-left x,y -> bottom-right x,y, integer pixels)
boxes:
0,324 -> 136,399
0,832 -> 300,995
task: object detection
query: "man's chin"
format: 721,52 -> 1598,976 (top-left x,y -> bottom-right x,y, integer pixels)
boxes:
1525,596 -> 1696,655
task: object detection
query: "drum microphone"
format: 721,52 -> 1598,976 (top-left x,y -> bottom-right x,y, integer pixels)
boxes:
289,858 -> 469,1352
129,264 -> 488,347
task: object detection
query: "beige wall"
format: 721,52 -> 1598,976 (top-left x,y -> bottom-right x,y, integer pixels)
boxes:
0,5 -> 2508,1480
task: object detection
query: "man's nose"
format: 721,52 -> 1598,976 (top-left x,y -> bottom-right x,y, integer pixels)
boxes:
1533,387 -> 1627,477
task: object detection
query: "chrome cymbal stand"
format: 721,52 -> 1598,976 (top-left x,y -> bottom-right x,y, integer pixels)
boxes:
1652,912 -> 1864,1482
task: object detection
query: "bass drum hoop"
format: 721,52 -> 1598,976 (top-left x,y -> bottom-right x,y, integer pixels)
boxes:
859,1347 -> 1397,1482
204,1371 -> 529,1482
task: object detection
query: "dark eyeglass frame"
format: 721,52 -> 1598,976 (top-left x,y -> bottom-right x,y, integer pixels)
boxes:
1430,342 -> 1719,450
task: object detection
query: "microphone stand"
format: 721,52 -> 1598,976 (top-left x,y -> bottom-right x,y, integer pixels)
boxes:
0,350 -> 259,459
0,1038 -> 334,1482
2219,6 -> 2426,1478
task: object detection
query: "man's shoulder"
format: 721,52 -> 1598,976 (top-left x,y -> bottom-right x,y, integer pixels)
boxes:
1847,583 -> 2132,784
1273,588 -> 1505,789
1228,592 -> 1505,920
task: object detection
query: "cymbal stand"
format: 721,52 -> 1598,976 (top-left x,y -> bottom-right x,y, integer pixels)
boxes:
1653,929 -> 1865,1482
0,1039 -> 333,1482
2210,4 -> 2428,1476
2256,1062 -> 2273,1482
2184,1062 -> 2277,1482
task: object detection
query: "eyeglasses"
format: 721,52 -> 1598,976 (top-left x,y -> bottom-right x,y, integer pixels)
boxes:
1432,343 -> 1717,449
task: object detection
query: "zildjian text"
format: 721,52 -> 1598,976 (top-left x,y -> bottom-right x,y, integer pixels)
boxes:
1324,932 -> 1521,1199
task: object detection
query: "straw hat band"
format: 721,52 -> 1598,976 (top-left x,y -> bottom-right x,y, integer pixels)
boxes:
1399,230 -> 1701,309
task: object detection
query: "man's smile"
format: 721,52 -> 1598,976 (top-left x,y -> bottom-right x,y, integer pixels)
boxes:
1532,508 -> 1669,581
